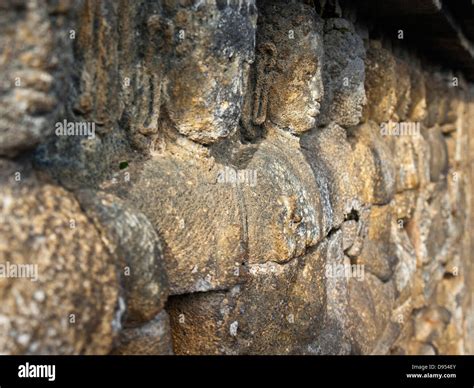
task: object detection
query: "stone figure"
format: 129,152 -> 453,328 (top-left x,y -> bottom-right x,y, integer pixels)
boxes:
0,0 -> 76,157
351,40 -> 399,206
249,1 -> 324,135
95,2 -> 259,295
0,0 -> 471,357
301,16 -> 366,230
0,1 -> 173,354
0,160 -> 121,355
239,0 -> 329,264
167,0 -> 337,355
317,18 -> 366,128
159,0 -> 258,144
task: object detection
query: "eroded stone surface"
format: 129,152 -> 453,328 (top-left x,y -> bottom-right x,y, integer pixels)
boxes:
363,40 -> 397,123
0,0 -> 472,356
168,233 -> 351,355
159,1 -> 257,144
0,160 -> 120,354
241,133 -> 327,264
318,18 -> 366,128
301,123 -> 360,229
348,273 -> 395,354
353,205 -> 397,281
0,0 -> 77,157
118,151 -> 245,295
112,311 -> 173,355
244,0 -> 324,136
350,122 -> 396,205
76,190 -> 169,324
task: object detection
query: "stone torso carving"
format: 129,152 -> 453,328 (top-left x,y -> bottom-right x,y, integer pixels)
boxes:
239,1 -> 329,263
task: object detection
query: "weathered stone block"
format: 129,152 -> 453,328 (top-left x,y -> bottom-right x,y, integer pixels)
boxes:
392,224 -> 417,302
363,40 -> 397,123
407,64 -> 427,123
423,126 -> 449,182
348,273 -> 395,354
167,232 -> 349,355
301,123 -> 361,228
350,122 -> 396,205
243,0 -> 324,136
318,18 -> 366,128
392,190 -> 418,222
353,205 -> 398,281
392,135 -> 420,192
0,0 -> 76,157
392,58 -> 412,122
76,190 -> 169,325
0,160 -> 120,354
241,133 -> 328,264
424,71 -> 450,128
159,1 -> 257,144
112,311 -> 173,355
117,153 -> 245,295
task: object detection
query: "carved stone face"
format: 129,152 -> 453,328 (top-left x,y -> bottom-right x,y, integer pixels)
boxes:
254,1 -> 324,135
393,59 -> 411,122
319,18 -> 366,128
424,71 -> 452,127
407,65 -> 427,122
160,1 -> 257,144
363,40 -> 397,123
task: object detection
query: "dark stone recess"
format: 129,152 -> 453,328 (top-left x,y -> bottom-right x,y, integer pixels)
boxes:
348,0 -> 474,81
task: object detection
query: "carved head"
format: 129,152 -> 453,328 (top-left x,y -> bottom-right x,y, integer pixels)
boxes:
251,1 -> 324,135
407,65 -> 427,122
363,40 -> 397,123
424,71 -> 449,127
159,1 -> 258,144
318,18 -> 366,128
393,58 -> 411,122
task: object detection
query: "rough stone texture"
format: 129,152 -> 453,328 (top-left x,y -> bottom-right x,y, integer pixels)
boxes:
0,0 -> 77,157
354,205 -> 397,282
348,273 -> 396,355
0,159 -> 120,354
240,132 -> 327,264
112,311 -> 173,355
301,123 -> 361,229
241,0 -> 324,137
168,232 -> 350,355
317,18 -> 366,128
75,190 -> 169,325
121,152 -> 246,295
0,0 -> 473,355
362,40 -> 397,123
350,122 -> 396,206
159,1 -> 257,144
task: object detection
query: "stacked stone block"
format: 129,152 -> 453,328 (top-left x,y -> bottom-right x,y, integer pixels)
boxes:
0,0 -> 472,355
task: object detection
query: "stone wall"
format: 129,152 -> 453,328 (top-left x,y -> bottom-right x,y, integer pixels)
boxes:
0,0 -> 473,355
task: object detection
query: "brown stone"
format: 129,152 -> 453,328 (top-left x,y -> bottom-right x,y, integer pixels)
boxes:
318,18 -> 366,128
168,232 -> 351,355
159,1 -> 257,144
0,160 -> 120,354
350,122 -> 396,205
240,133 -> 328,264
112,311 -> 174,355
76,190 -> 169,325
0,0 -> 76,157
302,123 -> 361,229
353,205 -> 397,281
118,150 -> 245,295
363,40 -> 397,123
348,273 -> 395,354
